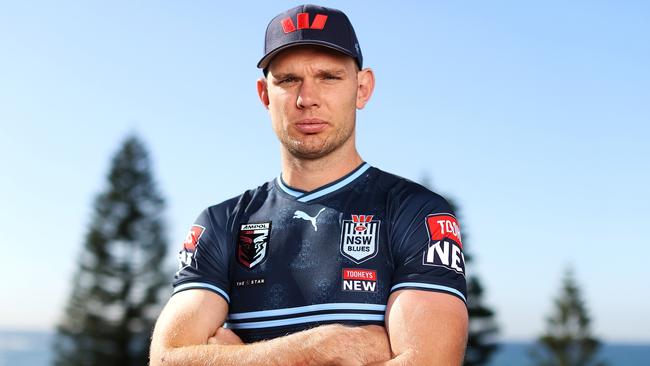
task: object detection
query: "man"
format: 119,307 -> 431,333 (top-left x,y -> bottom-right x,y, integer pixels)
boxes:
151,4 -> 468,365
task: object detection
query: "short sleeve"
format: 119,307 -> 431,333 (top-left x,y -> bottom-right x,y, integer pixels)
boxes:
390,191 -> 467,304
173,208 -> 231,303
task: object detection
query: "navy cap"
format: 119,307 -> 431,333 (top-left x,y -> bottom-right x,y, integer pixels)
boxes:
258,4 -> 363,71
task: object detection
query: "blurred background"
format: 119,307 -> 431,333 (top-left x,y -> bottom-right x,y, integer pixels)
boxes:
1,1 -> 648,365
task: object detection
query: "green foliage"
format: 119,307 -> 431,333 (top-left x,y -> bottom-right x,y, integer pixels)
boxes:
464,275 -> 500,365
447,199 -> 500,366
53,136 -> 169,366
531,268 -> 606,366
419,175 -> 499,365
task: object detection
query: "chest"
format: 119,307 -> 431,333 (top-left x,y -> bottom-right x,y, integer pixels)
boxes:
227,201 -> 394,313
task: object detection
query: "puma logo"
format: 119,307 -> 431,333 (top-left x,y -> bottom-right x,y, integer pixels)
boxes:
293,208 -> 326,231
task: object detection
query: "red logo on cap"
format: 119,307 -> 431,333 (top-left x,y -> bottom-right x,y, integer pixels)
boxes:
281,13 -> 328,33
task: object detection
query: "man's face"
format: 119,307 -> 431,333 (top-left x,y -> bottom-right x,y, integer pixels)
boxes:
259,46 -> 364,160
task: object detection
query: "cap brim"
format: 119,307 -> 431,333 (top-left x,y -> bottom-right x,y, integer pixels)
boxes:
257,40 -> 357,69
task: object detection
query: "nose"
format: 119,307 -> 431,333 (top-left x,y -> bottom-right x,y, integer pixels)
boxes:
296,78 -> 319,109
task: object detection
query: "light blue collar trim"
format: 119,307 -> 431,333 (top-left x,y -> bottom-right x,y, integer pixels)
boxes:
276,163 -> 371,203
276,177 -> 304,197
299,163 -> 370,202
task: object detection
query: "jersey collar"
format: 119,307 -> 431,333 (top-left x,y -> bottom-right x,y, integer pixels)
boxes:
276,162 -> 371,203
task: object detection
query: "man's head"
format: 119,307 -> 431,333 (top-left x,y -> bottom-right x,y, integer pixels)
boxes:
257,4 -> 363,73
257,5 -> 374,160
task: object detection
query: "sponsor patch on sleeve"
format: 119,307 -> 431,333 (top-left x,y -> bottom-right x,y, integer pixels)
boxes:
178,224 -> 205,270
423,214 -> 465,276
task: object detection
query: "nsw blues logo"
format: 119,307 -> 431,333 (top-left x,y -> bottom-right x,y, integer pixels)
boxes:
340,215 -> 380,264
237,222 -> 271,269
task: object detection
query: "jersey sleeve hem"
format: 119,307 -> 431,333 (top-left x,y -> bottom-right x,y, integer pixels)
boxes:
173,281 -> 230,303
390,282 -> 466,304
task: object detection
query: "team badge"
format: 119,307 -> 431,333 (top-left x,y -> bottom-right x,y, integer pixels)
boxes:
178,224 -> 205,270
237,222 -> 271,269
340,215 -> 380,264
422,214 -> 465,276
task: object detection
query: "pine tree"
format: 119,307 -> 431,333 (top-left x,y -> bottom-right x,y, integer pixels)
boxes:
53,135 -> 169,366
419,176 -> 499,365
531,267 -> 606,366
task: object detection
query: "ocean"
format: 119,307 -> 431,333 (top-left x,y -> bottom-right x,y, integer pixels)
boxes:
1,330 -> 648,365
487,341 -> 650,366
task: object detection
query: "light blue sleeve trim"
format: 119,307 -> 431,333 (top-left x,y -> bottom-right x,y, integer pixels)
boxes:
228,302 -> 386,320
390,282 -> 466,303
173,282 -> 230,303
225,313 -> 384,329
298,163 -> 371,202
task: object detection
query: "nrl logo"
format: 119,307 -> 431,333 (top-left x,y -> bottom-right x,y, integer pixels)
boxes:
340,215 -> 380,264
178,224 -> 205,272
237,222 -> 271,269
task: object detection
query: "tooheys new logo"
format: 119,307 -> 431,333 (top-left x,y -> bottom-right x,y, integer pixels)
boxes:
423,214 -> 465,276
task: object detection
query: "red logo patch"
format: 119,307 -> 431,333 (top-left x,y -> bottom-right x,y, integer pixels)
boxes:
343,268 -> 377,281
183,225 -> 205,251
281,13 -> 328,33
178,224 -> 205,270
342,268 -> 377,292
352,214 -> 373,232
426,214 -> 462,248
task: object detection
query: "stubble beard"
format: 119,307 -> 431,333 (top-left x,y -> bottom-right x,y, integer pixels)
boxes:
279,123 -> 355,160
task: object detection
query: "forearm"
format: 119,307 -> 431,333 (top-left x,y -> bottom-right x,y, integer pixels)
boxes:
153,324 -> 389,366
156,328 -> 319,366
367,349 -> 464,366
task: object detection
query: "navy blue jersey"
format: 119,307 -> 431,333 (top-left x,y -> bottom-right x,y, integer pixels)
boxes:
174,163 -> 466,343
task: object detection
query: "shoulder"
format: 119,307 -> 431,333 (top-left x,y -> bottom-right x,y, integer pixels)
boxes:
370,167 -> 453,215
200,180 -> 275,225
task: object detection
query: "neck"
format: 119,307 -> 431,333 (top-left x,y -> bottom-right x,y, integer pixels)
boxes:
280,143 -> 363,192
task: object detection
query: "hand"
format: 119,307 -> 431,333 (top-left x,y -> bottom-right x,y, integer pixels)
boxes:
207,327 -> 244,346
327,325 -> 391,366
357,325 -> 391,365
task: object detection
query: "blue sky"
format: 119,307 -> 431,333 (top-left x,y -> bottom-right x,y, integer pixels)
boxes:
1,1 -> 648,342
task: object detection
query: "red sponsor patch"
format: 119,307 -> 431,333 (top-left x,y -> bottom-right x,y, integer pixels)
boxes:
310,14 -> 328,30
183,225 -> 205,251
426,214 -> 462,248
281,13 -> 329,34
296,12 -> 310,29
342,268 -> 377,281
281,17 -> 296,33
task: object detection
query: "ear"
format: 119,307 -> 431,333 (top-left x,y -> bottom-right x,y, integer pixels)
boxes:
257,77 -> 270,109
356,68 -> 375,110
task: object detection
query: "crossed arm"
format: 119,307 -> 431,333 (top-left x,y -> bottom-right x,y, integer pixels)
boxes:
150,289 -> 467,366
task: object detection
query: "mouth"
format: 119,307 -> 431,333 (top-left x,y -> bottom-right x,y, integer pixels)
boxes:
295,118 -> 328,134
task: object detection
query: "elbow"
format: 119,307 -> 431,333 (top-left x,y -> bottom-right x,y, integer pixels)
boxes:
149,341 -> 178,366
149,346 -> 167,366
